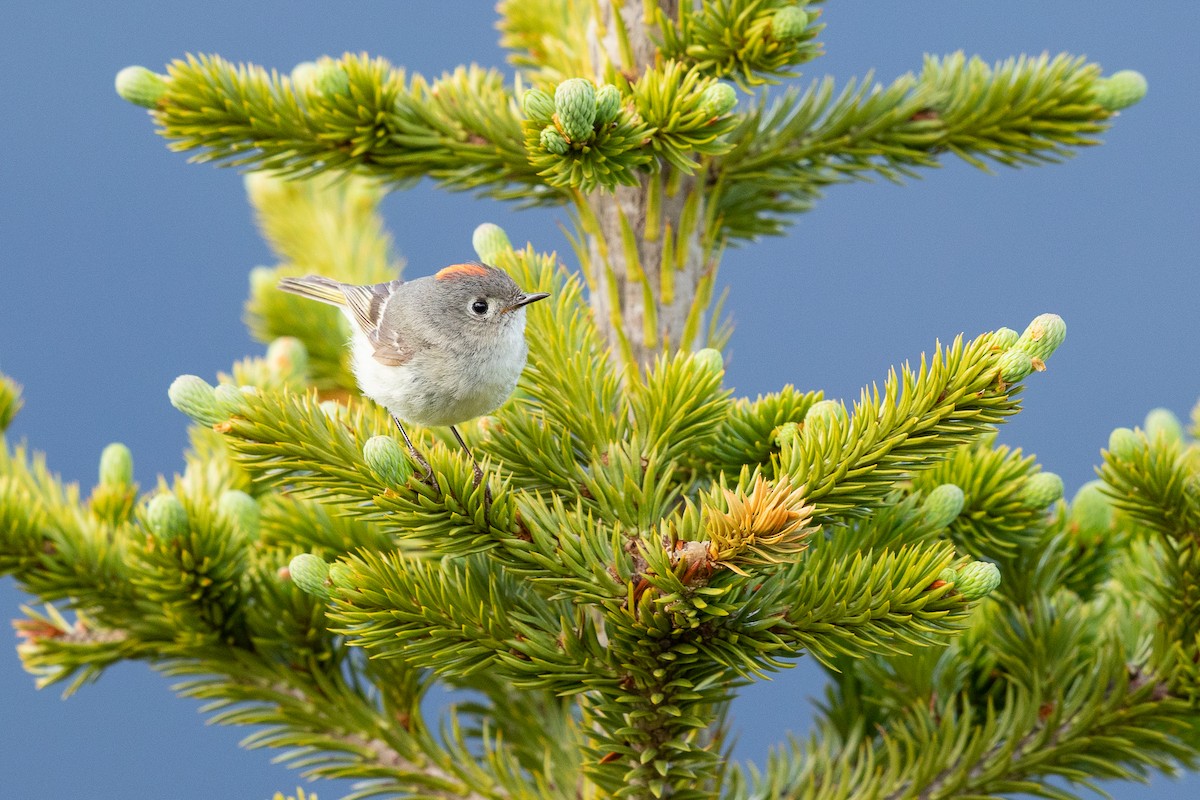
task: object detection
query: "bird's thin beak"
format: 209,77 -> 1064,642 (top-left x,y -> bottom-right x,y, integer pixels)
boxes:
509,291 -> 550,311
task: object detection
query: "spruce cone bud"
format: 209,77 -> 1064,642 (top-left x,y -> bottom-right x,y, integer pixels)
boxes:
948,561 -> 1001,600
364,435 -> 414,486
594,84 -> 621,125
771,6 -> 809,41
313,61 -> 351,96
1144,407 -> 1184,444
996,349 -> 1034,383
115,66 -> 168,108
267,336 -> 309,382
0,374 -> 22,432
773,421 -> 800,448
1015,313 -> 1066,363
218,490 -> 260,539
923,484 -> 965,528
554,78 -> 598,142
168,375 -> 223,425
288,554 -> 331,598
1092,70 -> 1147,111
290,61 -> 320,93
692,348 -> 724,374
1107,427 -> 1140,461
699,83 -> 737,118
213,384 -> 246,417
805,399 -> 847,427
540,126 -> 569,155
328,562 -> 354,590
990,327 -> 1019,349
99,443 -> 134,487
523,88 -> 555,123
146,494 -> 188,540
1019,471 -> 1064,509
472,222 -> 512,264
1069,480 -> 1114,535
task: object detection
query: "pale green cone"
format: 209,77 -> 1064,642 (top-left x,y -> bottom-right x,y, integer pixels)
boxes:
773,422 -> 800,448
523,88 -> 555,124
924,484 -> 966,528
213,384 -> 246,417
594,84 -> 621,125
290,61 -> 320,93
115,66 -> 168,108
699,83 -> 737,118
168,375 -> 222,425
771,6 -> 809,40
313,61 -> 351,96
996,349 -> 1034,383
472,223 -> 512,264
146,494 -> 188,540
267,337 -> 309,382
990,327 -> 1019,350
692,348 -> 724,374
1069,480 -> 1114,535
947,561 -> 1001,600
554,78 -> 598,142
1015,313 -> 1066,363
218,490 -> 260,539
1144,407 -> 1184,444
99,443 -> 134,487
288,554 -> 331,598
1019,471 -> 1064,509
328,562 -> 354,590
364,435 -> 414,486
1107,427 -> 1140,461
1092,70 -> 1148,111
540,126 -> 569,155
805,399 -> 847,427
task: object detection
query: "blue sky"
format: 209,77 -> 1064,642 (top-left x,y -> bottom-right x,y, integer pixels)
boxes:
2,2 -> 1198,798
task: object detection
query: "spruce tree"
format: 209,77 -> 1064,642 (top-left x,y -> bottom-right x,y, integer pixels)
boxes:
4,3 -> 1198,799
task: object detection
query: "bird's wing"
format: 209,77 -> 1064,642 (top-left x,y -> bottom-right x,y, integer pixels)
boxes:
279,275 -> 413,366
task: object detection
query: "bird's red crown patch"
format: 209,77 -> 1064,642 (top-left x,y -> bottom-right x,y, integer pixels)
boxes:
435,263 -> 489,281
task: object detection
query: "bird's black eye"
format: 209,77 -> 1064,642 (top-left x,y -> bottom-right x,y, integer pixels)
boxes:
471,299 -> 489,316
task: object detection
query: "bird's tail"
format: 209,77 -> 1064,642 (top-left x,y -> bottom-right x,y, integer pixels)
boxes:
277,275 -> 347,306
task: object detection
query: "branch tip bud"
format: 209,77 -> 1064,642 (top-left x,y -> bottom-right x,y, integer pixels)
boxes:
472,223 -> 512,264
99,443 -> 134,487
115,66 -> 168,108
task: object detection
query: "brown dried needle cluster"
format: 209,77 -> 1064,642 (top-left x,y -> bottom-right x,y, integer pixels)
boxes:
703,475 -> 815,576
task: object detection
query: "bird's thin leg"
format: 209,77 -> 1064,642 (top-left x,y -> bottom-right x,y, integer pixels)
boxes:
450,425 -> 486,487
392,416 -> 435,485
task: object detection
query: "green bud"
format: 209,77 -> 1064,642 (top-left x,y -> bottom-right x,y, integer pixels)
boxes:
115,66 -> 168,108
996,349 -> 1034,383
363,435 -> 414,486
1015,313 -> 1066,363
1144,407 -> 1184,445
990,327 -> 1019,350
288,554 -> 331,598
213,384 -> 245,417
290,61 -> 320,93
313,61 -> 351,96
0,374 -> 22,432
99,443 -> 134,487
773,421 -> 800,448
554,78 -> 598,142
217,490 -> 260,539
328,562 -> 354,590
692,348 -> 724,374
267,336 -> 309,382
146,493 -> 188,540
522,88 -> 555,124
699,82 -> 737,118
594,84 -> 621,125
1019,471 -> 1064,509
954,561 -> 1002,600
472,222 -> 512,264
771,6 -> 809,41
923,484 -> 965,528
168,375 -> 222,425
1107,427 -> 1140,461
1069,480 -> 1113,535
1092,70 -> 1147,112
540,125 -> 569,155
805,399 -> 847,427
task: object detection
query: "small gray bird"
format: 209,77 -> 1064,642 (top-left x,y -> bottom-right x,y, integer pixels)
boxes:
278,263 -> 549,485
